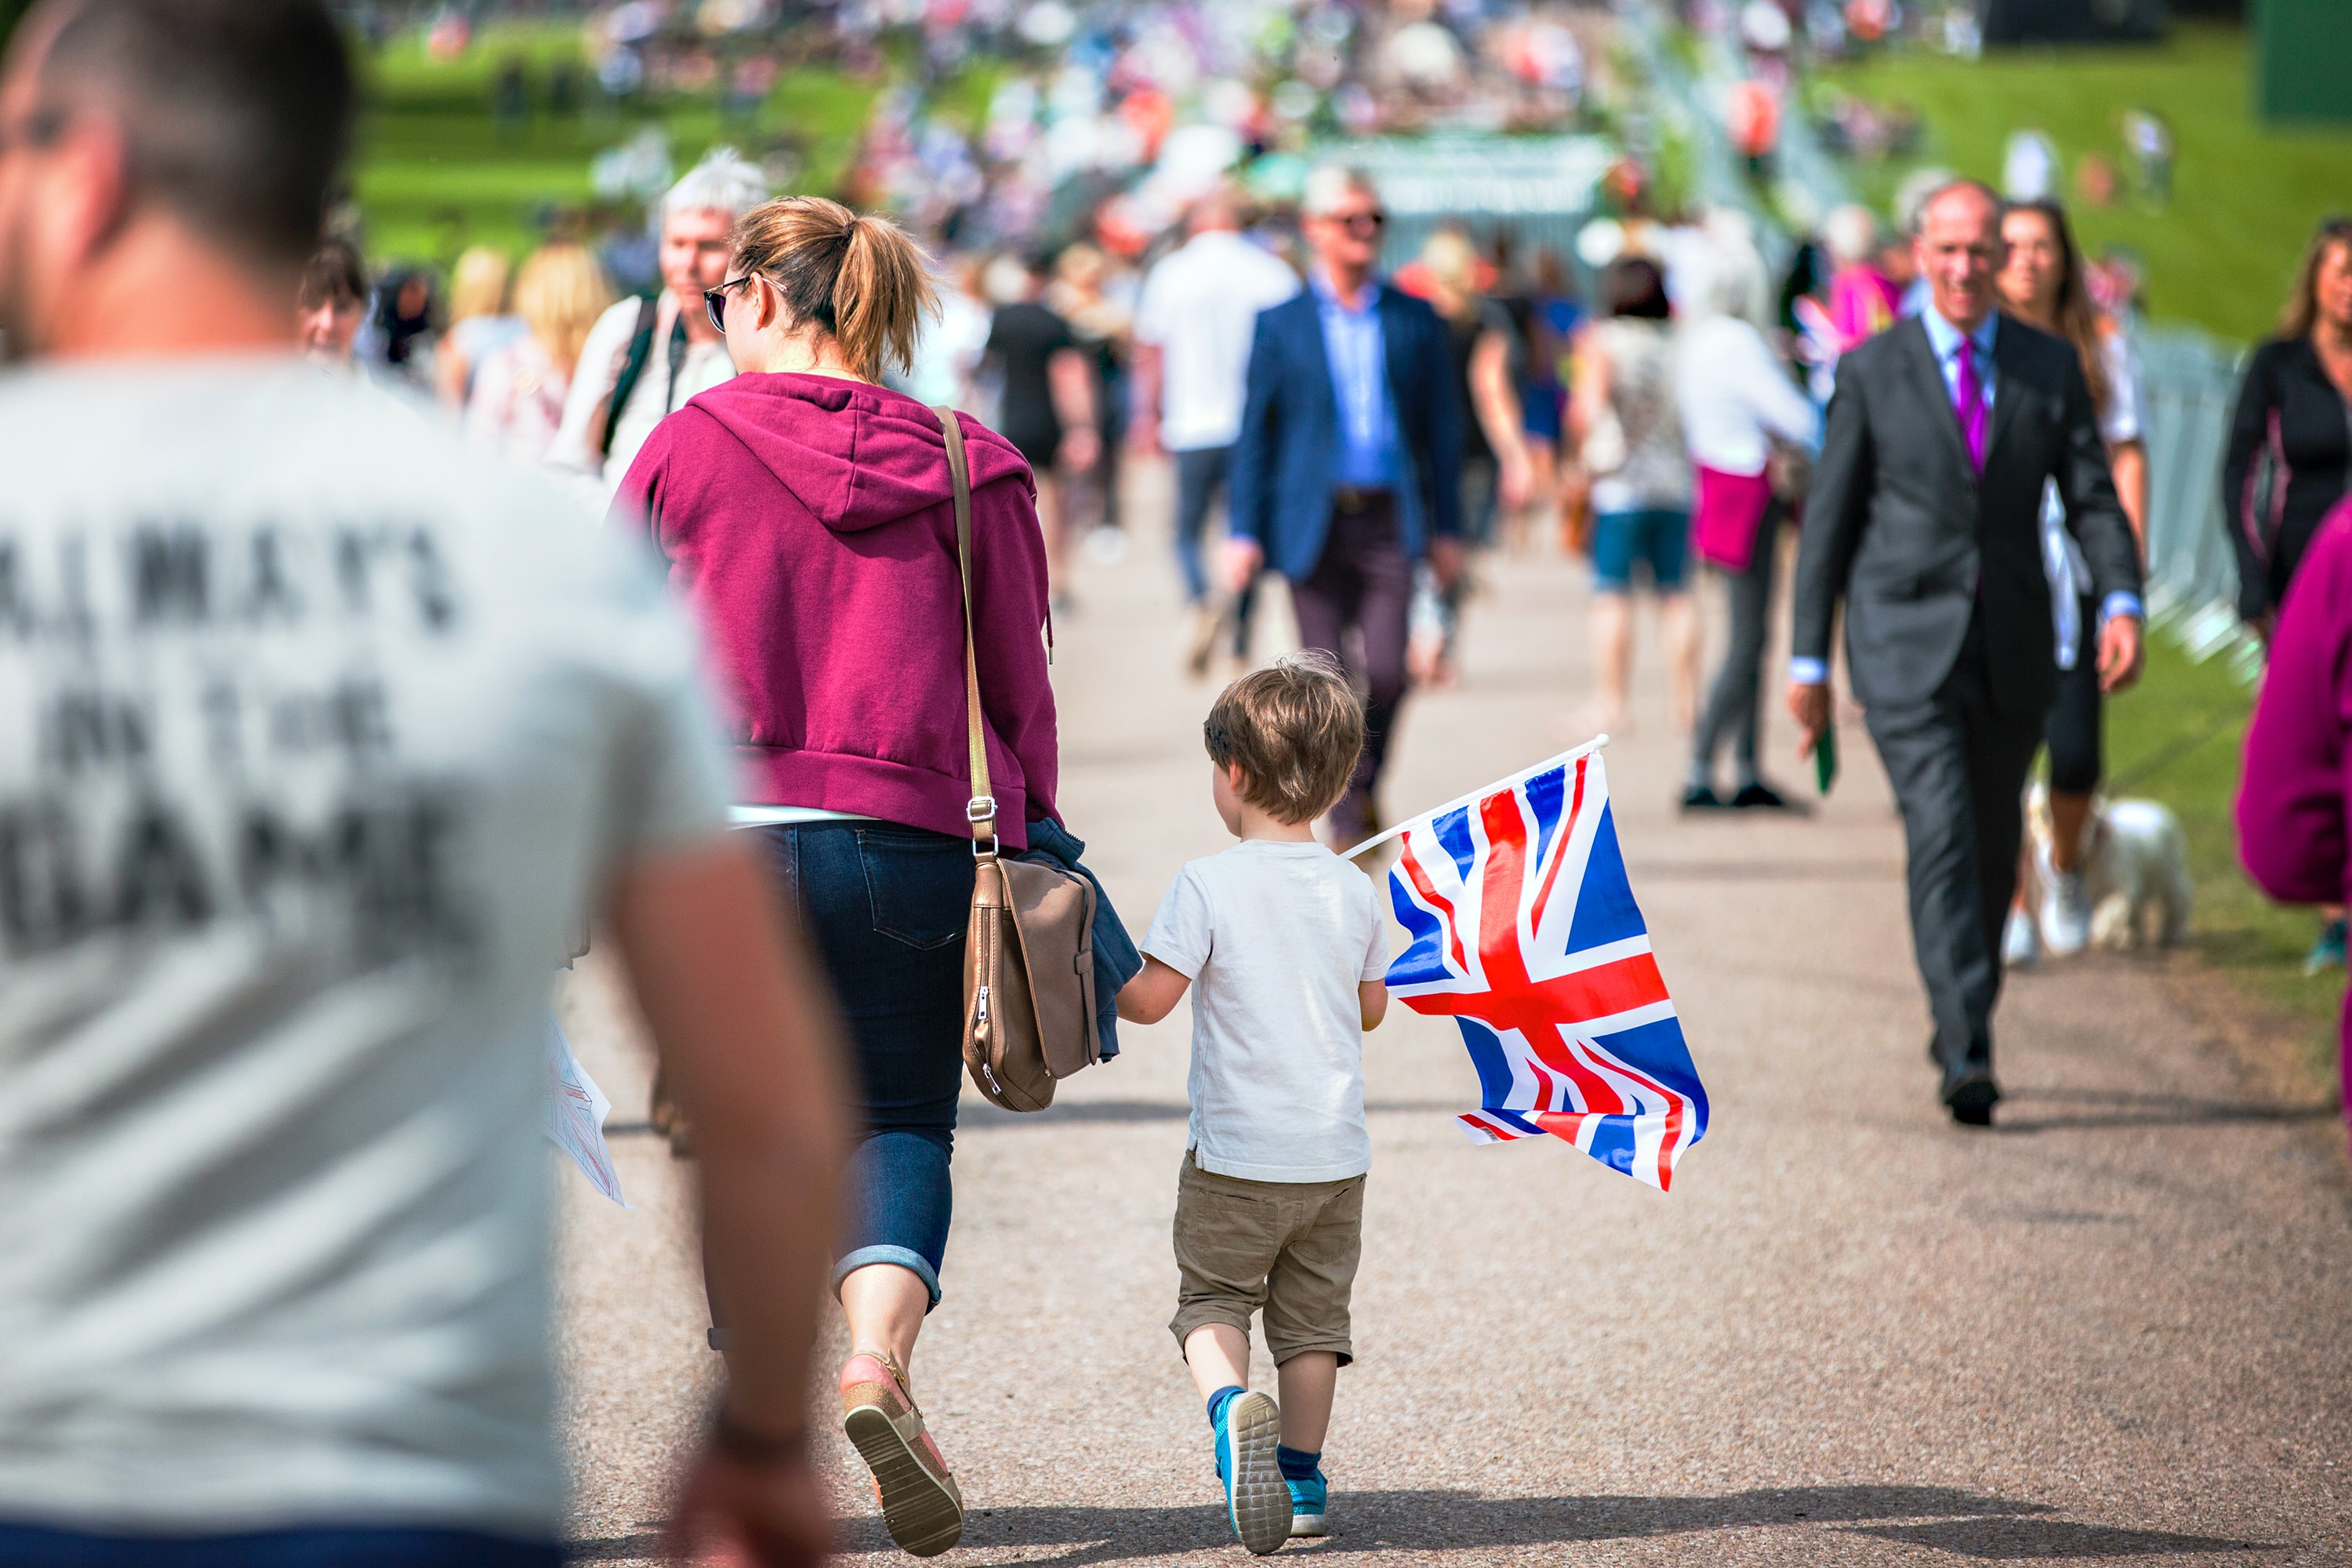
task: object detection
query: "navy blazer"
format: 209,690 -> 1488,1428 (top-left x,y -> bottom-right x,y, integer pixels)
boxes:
1227,281 -> 1463,580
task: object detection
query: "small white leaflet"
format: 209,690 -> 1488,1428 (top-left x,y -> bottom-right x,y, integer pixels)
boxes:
544,1014 -> 630,1208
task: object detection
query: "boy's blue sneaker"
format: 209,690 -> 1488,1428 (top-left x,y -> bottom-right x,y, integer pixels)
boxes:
1212,1390 -> 1291,1554
1286,1472 -> 1328,1537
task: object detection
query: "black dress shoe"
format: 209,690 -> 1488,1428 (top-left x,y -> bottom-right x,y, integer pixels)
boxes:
1944,1071 -> 2000,1127
1730,779 -> 1796,810
1679,784 -> 1726,811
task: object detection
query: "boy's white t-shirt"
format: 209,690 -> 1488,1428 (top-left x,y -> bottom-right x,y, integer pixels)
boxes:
1142,840 -> 1389,1182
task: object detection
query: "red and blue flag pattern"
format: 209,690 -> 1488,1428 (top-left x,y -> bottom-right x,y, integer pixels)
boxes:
1382,747 -> 1708,1192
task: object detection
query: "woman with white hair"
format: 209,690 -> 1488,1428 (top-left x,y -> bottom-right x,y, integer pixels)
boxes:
1676,244 -> 1819,810
551,147 -> 769,489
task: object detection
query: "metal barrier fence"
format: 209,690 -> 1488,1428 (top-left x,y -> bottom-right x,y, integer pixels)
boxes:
2136,328 -> 2261,678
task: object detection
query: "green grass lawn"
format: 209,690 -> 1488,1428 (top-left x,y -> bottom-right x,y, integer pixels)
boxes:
1818,23 -> 2352,345
355,21 -> 881,268
2105,635 -> 2343,1081
1821,23 -> 2349,1080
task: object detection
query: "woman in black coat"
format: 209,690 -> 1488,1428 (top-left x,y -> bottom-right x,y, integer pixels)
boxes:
2223,218 -> 2352,637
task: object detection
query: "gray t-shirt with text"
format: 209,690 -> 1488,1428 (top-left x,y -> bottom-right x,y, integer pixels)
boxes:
0,358 -> 731,1537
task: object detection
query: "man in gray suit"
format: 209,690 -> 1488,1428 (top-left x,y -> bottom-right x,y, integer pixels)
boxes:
1788,180 -> 2143,1126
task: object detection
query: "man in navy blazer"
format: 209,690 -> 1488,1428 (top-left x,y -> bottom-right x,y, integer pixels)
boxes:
1227,165 -> 1465,844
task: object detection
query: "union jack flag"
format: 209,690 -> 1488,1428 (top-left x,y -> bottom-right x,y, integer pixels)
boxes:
1377,746 -> 1708,1192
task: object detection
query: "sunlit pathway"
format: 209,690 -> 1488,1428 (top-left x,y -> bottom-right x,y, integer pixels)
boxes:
554,459 -> 2350,1566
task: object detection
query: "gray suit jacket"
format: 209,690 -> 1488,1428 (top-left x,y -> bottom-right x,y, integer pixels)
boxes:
1791,314 -> 2140,719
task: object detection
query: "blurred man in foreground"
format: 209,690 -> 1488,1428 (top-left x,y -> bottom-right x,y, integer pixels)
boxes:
0,3 -> 846,1564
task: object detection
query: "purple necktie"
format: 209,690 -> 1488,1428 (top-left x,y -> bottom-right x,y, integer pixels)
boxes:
1952,337 -> 1987,474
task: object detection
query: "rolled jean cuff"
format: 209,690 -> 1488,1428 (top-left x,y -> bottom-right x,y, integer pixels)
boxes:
834,1244 -> 942,1308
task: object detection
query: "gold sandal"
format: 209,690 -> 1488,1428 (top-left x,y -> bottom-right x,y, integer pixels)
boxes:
840,1348 -> 964,1556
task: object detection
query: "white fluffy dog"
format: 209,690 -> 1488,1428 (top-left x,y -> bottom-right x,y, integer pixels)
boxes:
2023,782 -> 2194,951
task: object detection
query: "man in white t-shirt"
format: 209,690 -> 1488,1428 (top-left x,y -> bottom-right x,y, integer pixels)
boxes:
0,4 -> 845,1563
1134,189 -> 1301,667
550,149 -> 767,492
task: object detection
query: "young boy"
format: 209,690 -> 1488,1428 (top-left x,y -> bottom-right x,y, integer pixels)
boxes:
1118,653 -> 1389,1554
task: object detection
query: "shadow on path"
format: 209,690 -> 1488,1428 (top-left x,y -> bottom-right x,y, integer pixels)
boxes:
568,1485 -> 2281,1563
808,1484 -> 2279,1563
1842,1519 -> 2282,1558
1991,1085 -> 2342,1134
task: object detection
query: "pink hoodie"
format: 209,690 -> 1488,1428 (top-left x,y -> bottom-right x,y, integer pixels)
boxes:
2238,499 -> 2352,1138
615,372 -> 1058,848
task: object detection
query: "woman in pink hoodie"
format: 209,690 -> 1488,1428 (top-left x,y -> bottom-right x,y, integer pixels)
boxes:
616,198 -> 1054,1557
2238,496 -> 2352,1156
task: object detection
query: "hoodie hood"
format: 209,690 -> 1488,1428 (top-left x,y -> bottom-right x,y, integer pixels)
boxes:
685,372 -> 1035,533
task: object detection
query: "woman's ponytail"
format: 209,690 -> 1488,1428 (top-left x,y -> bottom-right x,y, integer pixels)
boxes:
731,196 -> 935,383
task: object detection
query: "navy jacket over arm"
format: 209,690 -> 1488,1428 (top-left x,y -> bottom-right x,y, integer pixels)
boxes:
1227,281 -> 1463,581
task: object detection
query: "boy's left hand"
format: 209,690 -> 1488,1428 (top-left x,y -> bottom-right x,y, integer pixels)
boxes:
1119,956 -> 1192,1026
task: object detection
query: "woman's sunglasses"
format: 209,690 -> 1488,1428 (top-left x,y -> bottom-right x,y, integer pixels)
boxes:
704,274 -> 759,335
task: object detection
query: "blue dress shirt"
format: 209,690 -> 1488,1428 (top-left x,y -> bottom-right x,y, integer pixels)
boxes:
1791,307 -> 2140,688
1312,271 -> 1400,488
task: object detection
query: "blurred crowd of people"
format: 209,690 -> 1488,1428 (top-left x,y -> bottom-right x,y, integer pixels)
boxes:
313,1 -> 2352,1133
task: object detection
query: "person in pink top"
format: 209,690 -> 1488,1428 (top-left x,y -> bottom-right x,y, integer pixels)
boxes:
615,198 -> 1058,1558
2235,496 -> 2352,1152
1823,202 -> 1903,353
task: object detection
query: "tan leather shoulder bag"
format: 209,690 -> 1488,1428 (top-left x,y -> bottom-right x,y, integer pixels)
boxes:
938,409 -> 1099,1112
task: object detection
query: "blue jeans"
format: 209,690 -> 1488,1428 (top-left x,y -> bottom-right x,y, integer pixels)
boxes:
754,822 -> 971,1306
0,1526 -> 557,1566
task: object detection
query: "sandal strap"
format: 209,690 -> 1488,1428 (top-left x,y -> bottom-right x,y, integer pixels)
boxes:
851,1346 -> 916,1406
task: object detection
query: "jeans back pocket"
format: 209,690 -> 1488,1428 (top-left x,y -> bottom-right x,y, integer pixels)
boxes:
858,829 -> 972,951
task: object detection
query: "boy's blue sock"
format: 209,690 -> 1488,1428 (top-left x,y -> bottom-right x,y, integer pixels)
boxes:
1276,1445 -> 1322,1482
1205,1385 -> 1246,1429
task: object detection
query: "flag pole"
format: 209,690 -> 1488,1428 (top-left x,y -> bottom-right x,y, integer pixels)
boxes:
1339,735 -> 1610,860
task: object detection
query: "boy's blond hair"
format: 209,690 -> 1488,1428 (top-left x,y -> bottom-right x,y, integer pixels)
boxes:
1202,652 -> 1366,826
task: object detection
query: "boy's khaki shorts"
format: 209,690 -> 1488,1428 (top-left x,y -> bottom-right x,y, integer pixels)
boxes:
1169,1149 -> 1364,1367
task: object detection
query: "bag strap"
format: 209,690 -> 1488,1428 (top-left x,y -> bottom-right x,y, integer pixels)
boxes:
937,407 -> 996,853
599,296 -> 662,458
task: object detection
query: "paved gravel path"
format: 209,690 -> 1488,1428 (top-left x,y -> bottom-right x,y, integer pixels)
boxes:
553,485 -> 2351,1566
